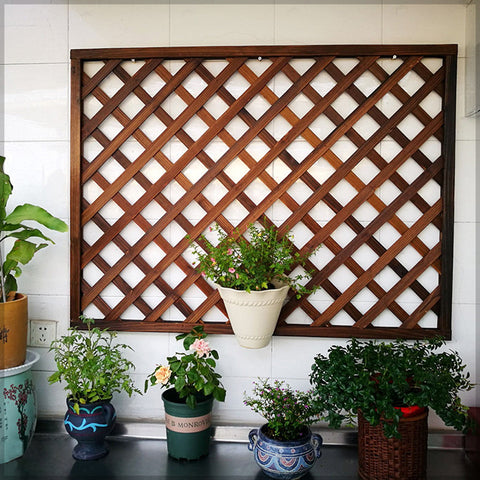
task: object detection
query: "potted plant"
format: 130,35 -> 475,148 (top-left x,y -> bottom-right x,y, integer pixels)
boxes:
0,155 -> 68,369
244,378 -> 323,480
309,337 -> 474,480
190,222 -> 318,348
145,325 -> 226,460
48,316 -> 141,460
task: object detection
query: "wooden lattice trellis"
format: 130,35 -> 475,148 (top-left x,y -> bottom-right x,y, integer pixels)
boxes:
70,45 -> 457,339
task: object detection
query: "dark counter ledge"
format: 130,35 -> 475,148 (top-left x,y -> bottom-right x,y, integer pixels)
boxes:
1,420 -> 477,479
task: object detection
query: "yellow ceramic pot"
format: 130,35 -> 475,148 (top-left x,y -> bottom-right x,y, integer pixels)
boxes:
0,294 -> 28,370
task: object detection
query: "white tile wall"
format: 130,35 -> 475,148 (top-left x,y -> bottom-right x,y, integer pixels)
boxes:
4,64 -> 69,142
4,3 -> 68,64
170,4 -> 275,46
275,4 -> 382,44
455,140 -> 477,222
2,2 -> 477,429
382,4 -> 466,56
453,222 -> 477,305
69,4 -> 170,49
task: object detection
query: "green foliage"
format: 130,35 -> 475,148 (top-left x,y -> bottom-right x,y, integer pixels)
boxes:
244,379 -> 320,441
145,325 -> 226,409
190,223 -> 319,298
309,337 -> 474,438
48,316 -> 141,413
0,156 -> 68,302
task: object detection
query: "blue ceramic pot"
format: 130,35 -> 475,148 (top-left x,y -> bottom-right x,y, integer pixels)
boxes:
248,424 -> 323,480
0,350 -> 40,464
64,398 -> 116,460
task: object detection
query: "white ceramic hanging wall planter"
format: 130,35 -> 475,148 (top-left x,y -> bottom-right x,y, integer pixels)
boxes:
216,284 -> 289,349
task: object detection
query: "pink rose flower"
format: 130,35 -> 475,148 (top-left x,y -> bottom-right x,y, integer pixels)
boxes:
227,248 -> 233,255
154,365 -> 172,385
190,338 -> 211,358
228,267 -> 235,273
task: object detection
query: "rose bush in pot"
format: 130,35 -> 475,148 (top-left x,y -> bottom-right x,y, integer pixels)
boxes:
145,325 -> 226,459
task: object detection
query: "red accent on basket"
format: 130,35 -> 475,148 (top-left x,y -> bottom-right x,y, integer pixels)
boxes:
395,405 -> 427,418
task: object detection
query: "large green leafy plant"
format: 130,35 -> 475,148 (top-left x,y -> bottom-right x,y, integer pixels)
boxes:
145,325 -> 226,409
49,316 -> 141,413
190,223 -> 318,297
0,156 -> 68,302
244,378 -> 320,441
309,337 -> 474,438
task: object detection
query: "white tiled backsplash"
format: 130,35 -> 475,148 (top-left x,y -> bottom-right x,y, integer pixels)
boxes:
2,2 -> 477,428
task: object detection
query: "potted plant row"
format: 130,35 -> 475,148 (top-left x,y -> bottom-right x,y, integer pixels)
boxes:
46,318 -> 474,480
1,155 -> 68,370
309,337 -> 474,480
190,222 -> 319,348
48,316 -> 141,460
145,325 -> 226,460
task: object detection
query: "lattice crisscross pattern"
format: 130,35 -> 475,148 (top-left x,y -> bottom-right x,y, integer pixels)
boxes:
70,45 -> 456,338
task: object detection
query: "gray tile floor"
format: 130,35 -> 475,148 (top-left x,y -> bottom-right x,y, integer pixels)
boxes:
1,432 -> 478,479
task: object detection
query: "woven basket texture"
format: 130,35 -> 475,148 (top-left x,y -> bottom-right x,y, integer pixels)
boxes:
358,408 -> 428,480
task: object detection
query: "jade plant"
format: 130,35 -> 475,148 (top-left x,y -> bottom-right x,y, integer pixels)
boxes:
309,337 -> 474,438
49,316 -> 141,413
0,155 -> 68,302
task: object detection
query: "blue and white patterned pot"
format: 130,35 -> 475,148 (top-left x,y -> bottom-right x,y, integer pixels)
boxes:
64,398 -> 116,460
248,424 -> 323,480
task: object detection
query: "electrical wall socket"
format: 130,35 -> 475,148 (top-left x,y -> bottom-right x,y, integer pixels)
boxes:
29,320 -> 57,347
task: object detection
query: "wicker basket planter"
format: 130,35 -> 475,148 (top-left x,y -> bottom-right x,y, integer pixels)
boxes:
358,407 -> 428,480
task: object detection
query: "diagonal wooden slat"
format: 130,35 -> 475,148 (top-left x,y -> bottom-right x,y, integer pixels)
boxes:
71,45 -> 457,339
82,57 -> 247,221
81,56 -> 289,265
81,56 -> 331,301
236,62 -> 432,323
82,59 -> 123,98
81,58 -> 202,183
281,62 -> 443,255
297,152 -> 443,300
171,60 -> 371,321
87,58 -> 339,318
313,201 -> 442,327
82,59 -> 164,139
82,71 -> 237,311
353,243 -> 441,329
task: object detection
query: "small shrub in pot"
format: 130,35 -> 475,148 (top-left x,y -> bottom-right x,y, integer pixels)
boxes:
309,337 -> 474,438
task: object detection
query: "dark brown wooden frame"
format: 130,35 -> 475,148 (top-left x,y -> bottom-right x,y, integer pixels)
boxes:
70,44 -> 457,339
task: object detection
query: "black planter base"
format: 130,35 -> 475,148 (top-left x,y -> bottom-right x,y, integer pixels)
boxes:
72,441 -> 109,461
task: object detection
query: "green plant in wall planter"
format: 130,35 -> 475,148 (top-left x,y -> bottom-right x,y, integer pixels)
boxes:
309,337 -> 474,480
145,325 -> 226,460
48,316 -> 141,460
190,222 -> 319,348
245,379 -> 323,480
0,155 -> 68,370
